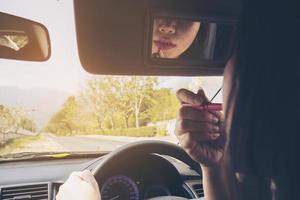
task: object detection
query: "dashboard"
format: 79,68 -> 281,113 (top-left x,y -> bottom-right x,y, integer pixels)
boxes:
0,154 -> 204,200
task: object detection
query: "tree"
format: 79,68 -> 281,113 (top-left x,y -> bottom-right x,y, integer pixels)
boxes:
105,77 -> 133,129
45,96 -> 99,135
0,105 -> 13,142
147,88 -> 180,122
46,76 -> 179,136
82,77 -> 119,129
0,105 -> 37,143
9,107 -> 27,134
123,77 -> 157,128
20,118 -> 36,132
82,76 -> 158,129
45,96 -> 81,135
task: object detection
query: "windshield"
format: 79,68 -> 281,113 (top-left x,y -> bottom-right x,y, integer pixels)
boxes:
0,0 -> 223,159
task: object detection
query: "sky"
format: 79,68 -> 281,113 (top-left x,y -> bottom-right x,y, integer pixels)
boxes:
0,0 -> 223,100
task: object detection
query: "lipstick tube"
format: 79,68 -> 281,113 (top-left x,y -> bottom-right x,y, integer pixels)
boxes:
182,103 -> 223,111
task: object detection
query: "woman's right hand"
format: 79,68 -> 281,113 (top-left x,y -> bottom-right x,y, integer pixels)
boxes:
56,170 -> 101,200
175,88 -> 226,167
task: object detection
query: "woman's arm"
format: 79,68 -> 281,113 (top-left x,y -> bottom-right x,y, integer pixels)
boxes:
201,160 -> 234,200
175,89 -> 234,200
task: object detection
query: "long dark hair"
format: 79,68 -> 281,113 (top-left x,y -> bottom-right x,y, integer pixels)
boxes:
179,23 -> 209,59
226,0 -> 300,199
180,22 -> 235,60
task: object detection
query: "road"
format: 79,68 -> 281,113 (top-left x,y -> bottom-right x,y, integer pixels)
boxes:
7,133 -> 177,154
45,134 -> 129,152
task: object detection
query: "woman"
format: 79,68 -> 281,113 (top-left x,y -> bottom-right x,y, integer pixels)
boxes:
176,0 -> 299,199
57,0 -> 299,199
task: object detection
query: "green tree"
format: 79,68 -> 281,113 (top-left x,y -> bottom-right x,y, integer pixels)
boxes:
45,96 -> 99,135
82,76 -> 158,129
126,77 -> 157,128
9,107 -> 27,134
45,96 -> 81,135
147,88 -> 180,122
82,77 -> 119,129
46,76 -> 178,136
20,118 -> 36,132
0,105 -> 37,143
0,105 -> 13,142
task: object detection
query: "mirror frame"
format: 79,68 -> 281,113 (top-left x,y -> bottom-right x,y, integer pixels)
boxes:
144,11 -> 239,70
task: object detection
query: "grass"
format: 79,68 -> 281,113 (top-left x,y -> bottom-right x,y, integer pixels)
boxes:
50,126 -> 168,137
0,134 -> 41,156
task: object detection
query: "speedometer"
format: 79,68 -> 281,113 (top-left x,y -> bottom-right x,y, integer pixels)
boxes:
101,175 -> 139,200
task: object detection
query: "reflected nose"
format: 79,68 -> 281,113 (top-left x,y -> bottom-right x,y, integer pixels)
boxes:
158,24 -> 176,35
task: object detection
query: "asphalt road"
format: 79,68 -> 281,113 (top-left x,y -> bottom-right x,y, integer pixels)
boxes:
45,134 -> 129,152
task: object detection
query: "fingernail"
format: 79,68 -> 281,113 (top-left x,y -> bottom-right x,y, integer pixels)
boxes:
197,87 -> 204,95
212,117 -> 219,123
213,126 -> 220,132
211,133 -> 220,139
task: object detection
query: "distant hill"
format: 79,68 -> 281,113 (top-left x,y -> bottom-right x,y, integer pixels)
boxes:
0,86 -> 70,130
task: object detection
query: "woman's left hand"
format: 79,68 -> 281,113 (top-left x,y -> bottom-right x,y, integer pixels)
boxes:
56,170 -> 101,200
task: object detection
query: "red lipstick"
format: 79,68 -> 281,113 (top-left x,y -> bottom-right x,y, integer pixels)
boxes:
182,103 -> 223,111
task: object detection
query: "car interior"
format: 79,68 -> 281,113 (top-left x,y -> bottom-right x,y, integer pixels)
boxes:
0,0 -> 241,199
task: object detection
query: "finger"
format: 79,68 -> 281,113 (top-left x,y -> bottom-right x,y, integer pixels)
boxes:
79,170 -> 92,177
69,171 -> 81,179
79,170 -> 101,198
58,181 -> 67,192
65,171 -> 84,186
56,184 -> 67,200
176,89 -> 205,105
177,134 -> 207,164
176,120 -> 220,134
179,132 -> 221,143
208,111 -> 224,121
178,106 -> 219,123
196,89 -> 209,104
178,132 -> 198,149
191,132 -> 221,141
79,170 -> 99,188
56,192 -> 62,200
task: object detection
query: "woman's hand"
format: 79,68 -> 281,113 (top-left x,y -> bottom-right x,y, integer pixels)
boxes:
56,170 -> 101,200
175,88 -> 226,167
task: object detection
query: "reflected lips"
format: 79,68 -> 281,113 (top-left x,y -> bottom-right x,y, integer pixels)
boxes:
154,40 -> 176,50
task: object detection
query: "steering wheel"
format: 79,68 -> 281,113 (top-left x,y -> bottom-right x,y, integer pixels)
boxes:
91,140 -> 201,200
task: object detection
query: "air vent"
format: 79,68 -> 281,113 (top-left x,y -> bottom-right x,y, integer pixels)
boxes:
192,183 -> 204,197
0,183 -> 49,200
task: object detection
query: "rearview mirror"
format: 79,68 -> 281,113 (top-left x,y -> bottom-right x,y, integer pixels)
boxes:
0,12 -> 51,61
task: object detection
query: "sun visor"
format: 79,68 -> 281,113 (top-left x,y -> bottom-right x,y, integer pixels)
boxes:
74,0 -> 242,76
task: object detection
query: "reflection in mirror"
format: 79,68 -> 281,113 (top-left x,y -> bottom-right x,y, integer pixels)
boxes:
0,31 -> 29,51
151,17 -> 235,61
